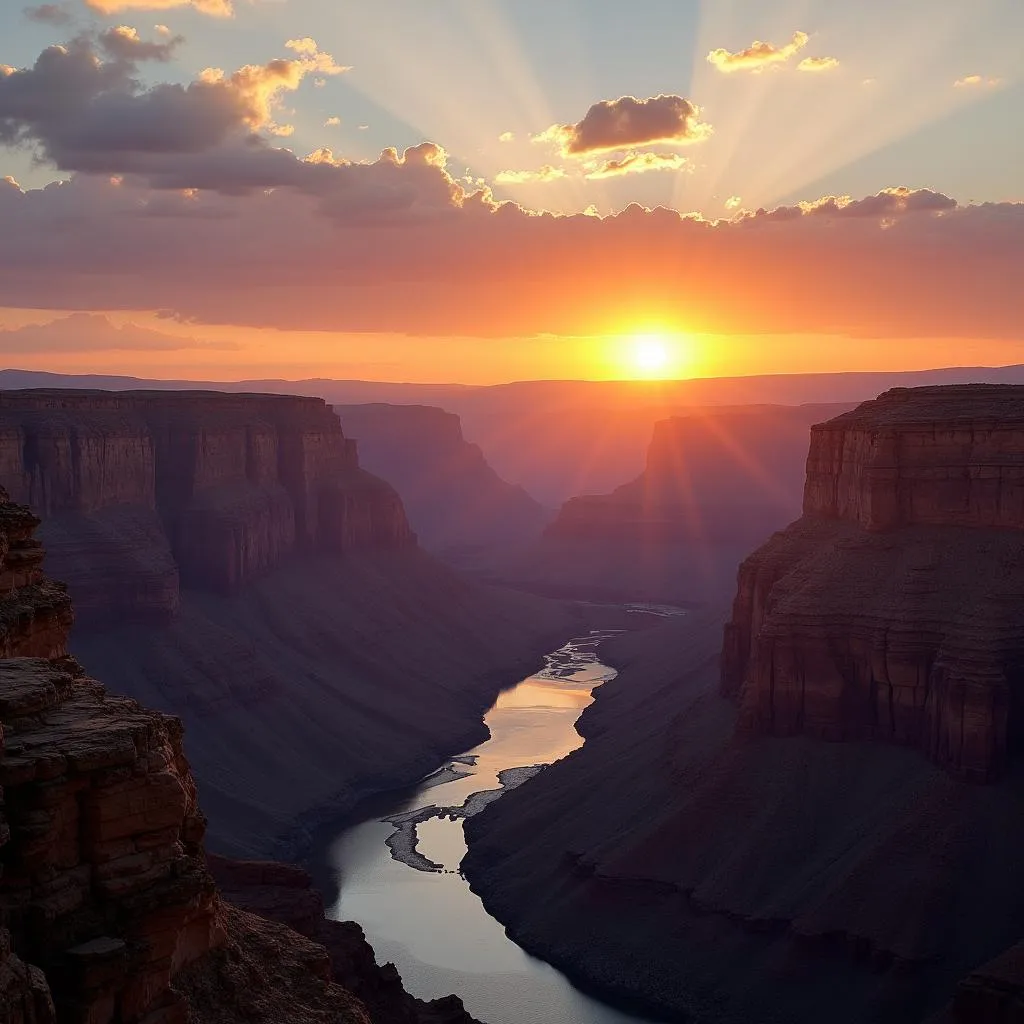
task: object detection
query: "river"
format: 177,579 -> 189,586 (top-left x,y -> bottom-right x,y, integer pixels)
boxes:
322,630 -> 657,1024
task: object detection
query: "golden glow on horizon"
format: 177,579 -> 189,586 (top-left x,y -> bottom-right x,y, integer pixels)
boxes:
618,331 -> 692,380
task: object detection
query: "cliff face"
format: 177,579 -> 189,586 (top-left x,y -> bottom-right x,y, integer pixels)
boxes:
336,403 -> 549,552
0,484 -> 478,1024
0,490 -> 73,659
545,405 -> 847,544
0,390 -> 413,622
721,386 -> 1024,782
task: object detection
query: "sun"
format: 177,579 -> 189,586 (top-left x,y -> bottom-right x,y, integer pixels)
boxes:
625,332 -> 685,379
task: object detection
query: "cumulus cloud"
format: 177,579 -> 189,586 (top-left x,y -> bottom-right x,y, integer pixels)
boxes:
708,31 -> 808,72
98,24 -> 182,61
324,115 -> 340,127
0,313 -> 236,352
84,0 -> 233,16
535,94 -> 711,156
23,4 -> 72,24
498,130 -> 514,143
584,152 -> 690,179
0,36 -> 350,194
954,74 -> 1002,88
797,56 -> 840,72
725,195 -> 742,209
495,165 -> 565,184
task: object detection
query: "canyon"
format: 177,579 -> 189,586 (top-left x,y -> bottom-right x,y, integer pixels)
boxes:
0,482 -> 479,1023
463,385 -> 1024,1024
482,404 -> 849,605
0,389 -> 583,857
335,403 -> 549,553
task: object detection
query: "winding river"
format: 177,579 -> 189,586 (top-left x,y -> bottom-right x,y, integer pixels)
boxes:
323,631 -> 655,1024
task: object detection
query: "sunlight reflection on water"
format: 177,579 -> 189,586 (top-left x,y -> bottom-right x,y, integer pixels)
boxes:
326,632 -> 652,1024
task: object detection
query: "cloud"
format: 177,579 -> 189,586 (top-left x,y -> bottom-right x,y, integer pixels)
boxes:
708,30 -> 808,73
797,56 -> 840,73
584,152 -> 690,179
324,116 -> 340,127
495,165 -> 565,184
0,313 -> 236,352
725,195 -> 742,209
498,131 -> 514,143
84,0 -> 233,16
1,172 -> 1019,345
0,36 -> 350,193
23,4 -> 72,24
98,24 -> 182,61
536,94 -> 711,157
954,74 -> 1002,88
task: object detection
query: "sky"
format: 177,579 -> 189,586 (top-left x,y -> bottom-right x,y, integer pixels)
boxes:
0,0 -> 1022,383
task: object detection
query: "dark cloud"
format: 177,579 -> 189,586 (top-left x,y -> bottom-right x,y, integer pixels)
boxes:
0,37 -> 346,191
97,25 -> 182,62
537,94 -> 711,156
0,312 -> 237,352
23,4 -> 72,24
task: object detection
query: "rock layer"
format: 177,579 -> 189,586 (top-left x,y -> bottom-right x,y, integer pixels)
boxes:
0,468 -> 481,1024
336,403 -> 548,552
0,390 -> 413,621
721,386 -> 1024,781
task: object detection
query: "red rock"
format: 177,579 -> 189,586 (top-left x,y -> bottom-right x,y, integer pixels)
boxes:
722,385 -> 1024,781
0,390 -> 414,619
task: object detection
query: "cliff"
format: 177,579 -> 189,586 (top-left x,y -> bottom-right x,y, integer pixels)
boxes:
546,404 -> 844,543
462,386 -> 1024,1024
0,391 -> 585,858
721,385 -> 1024,781
0,389 -> 412,622
0,485 -> 479,1024
479,404 -> 849,606
336,404 -> 549,552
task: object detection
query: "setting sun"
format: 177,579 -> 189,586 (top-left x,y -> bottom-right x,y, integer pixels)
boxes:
622,332 -> 690,379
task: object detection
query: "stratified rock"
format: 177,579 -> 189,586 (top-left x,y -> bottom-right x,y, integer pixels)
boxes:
208,856 -> 481,1024
0,390 -> 414,621
336,404 -> 549,552
0,487 -> 73,659
546,404 -> 844,544
0,657 -> 224,1023
722,386 -> 1024,781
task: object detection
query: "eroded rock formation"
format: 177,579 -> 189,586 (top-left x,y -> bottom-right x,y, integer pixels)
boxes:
0,390 -> 413,622
721,386 -> 1024,781
0,471 -> 478,1024
336,403 -> 548,552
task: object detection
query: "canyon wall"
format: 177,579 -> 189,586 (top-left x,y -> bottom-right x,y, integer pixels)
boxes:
722,385 -> 1024,781
0,390 -> 413,623
0,485 -> 478,1024
545,404 -> 847,544
336,403 -> 549,552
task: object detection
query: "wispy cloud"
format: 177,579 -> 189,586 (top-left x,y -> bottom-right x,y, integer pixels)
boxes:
954,74 -> 1002,88
495,165 -> 565,184
85,0 -> 233,16
584,152 -> 690,179
797,56 -> 840,73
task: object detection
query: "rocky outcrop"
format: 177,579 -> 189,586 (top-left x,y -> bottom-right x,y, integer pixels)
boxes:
0,479 -> 479,1024
721,386 -> 1024,782
0,390 -> 413,622
336,404 -> 548,552
208,856 -> 480,1024
0,487 -> 73,659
